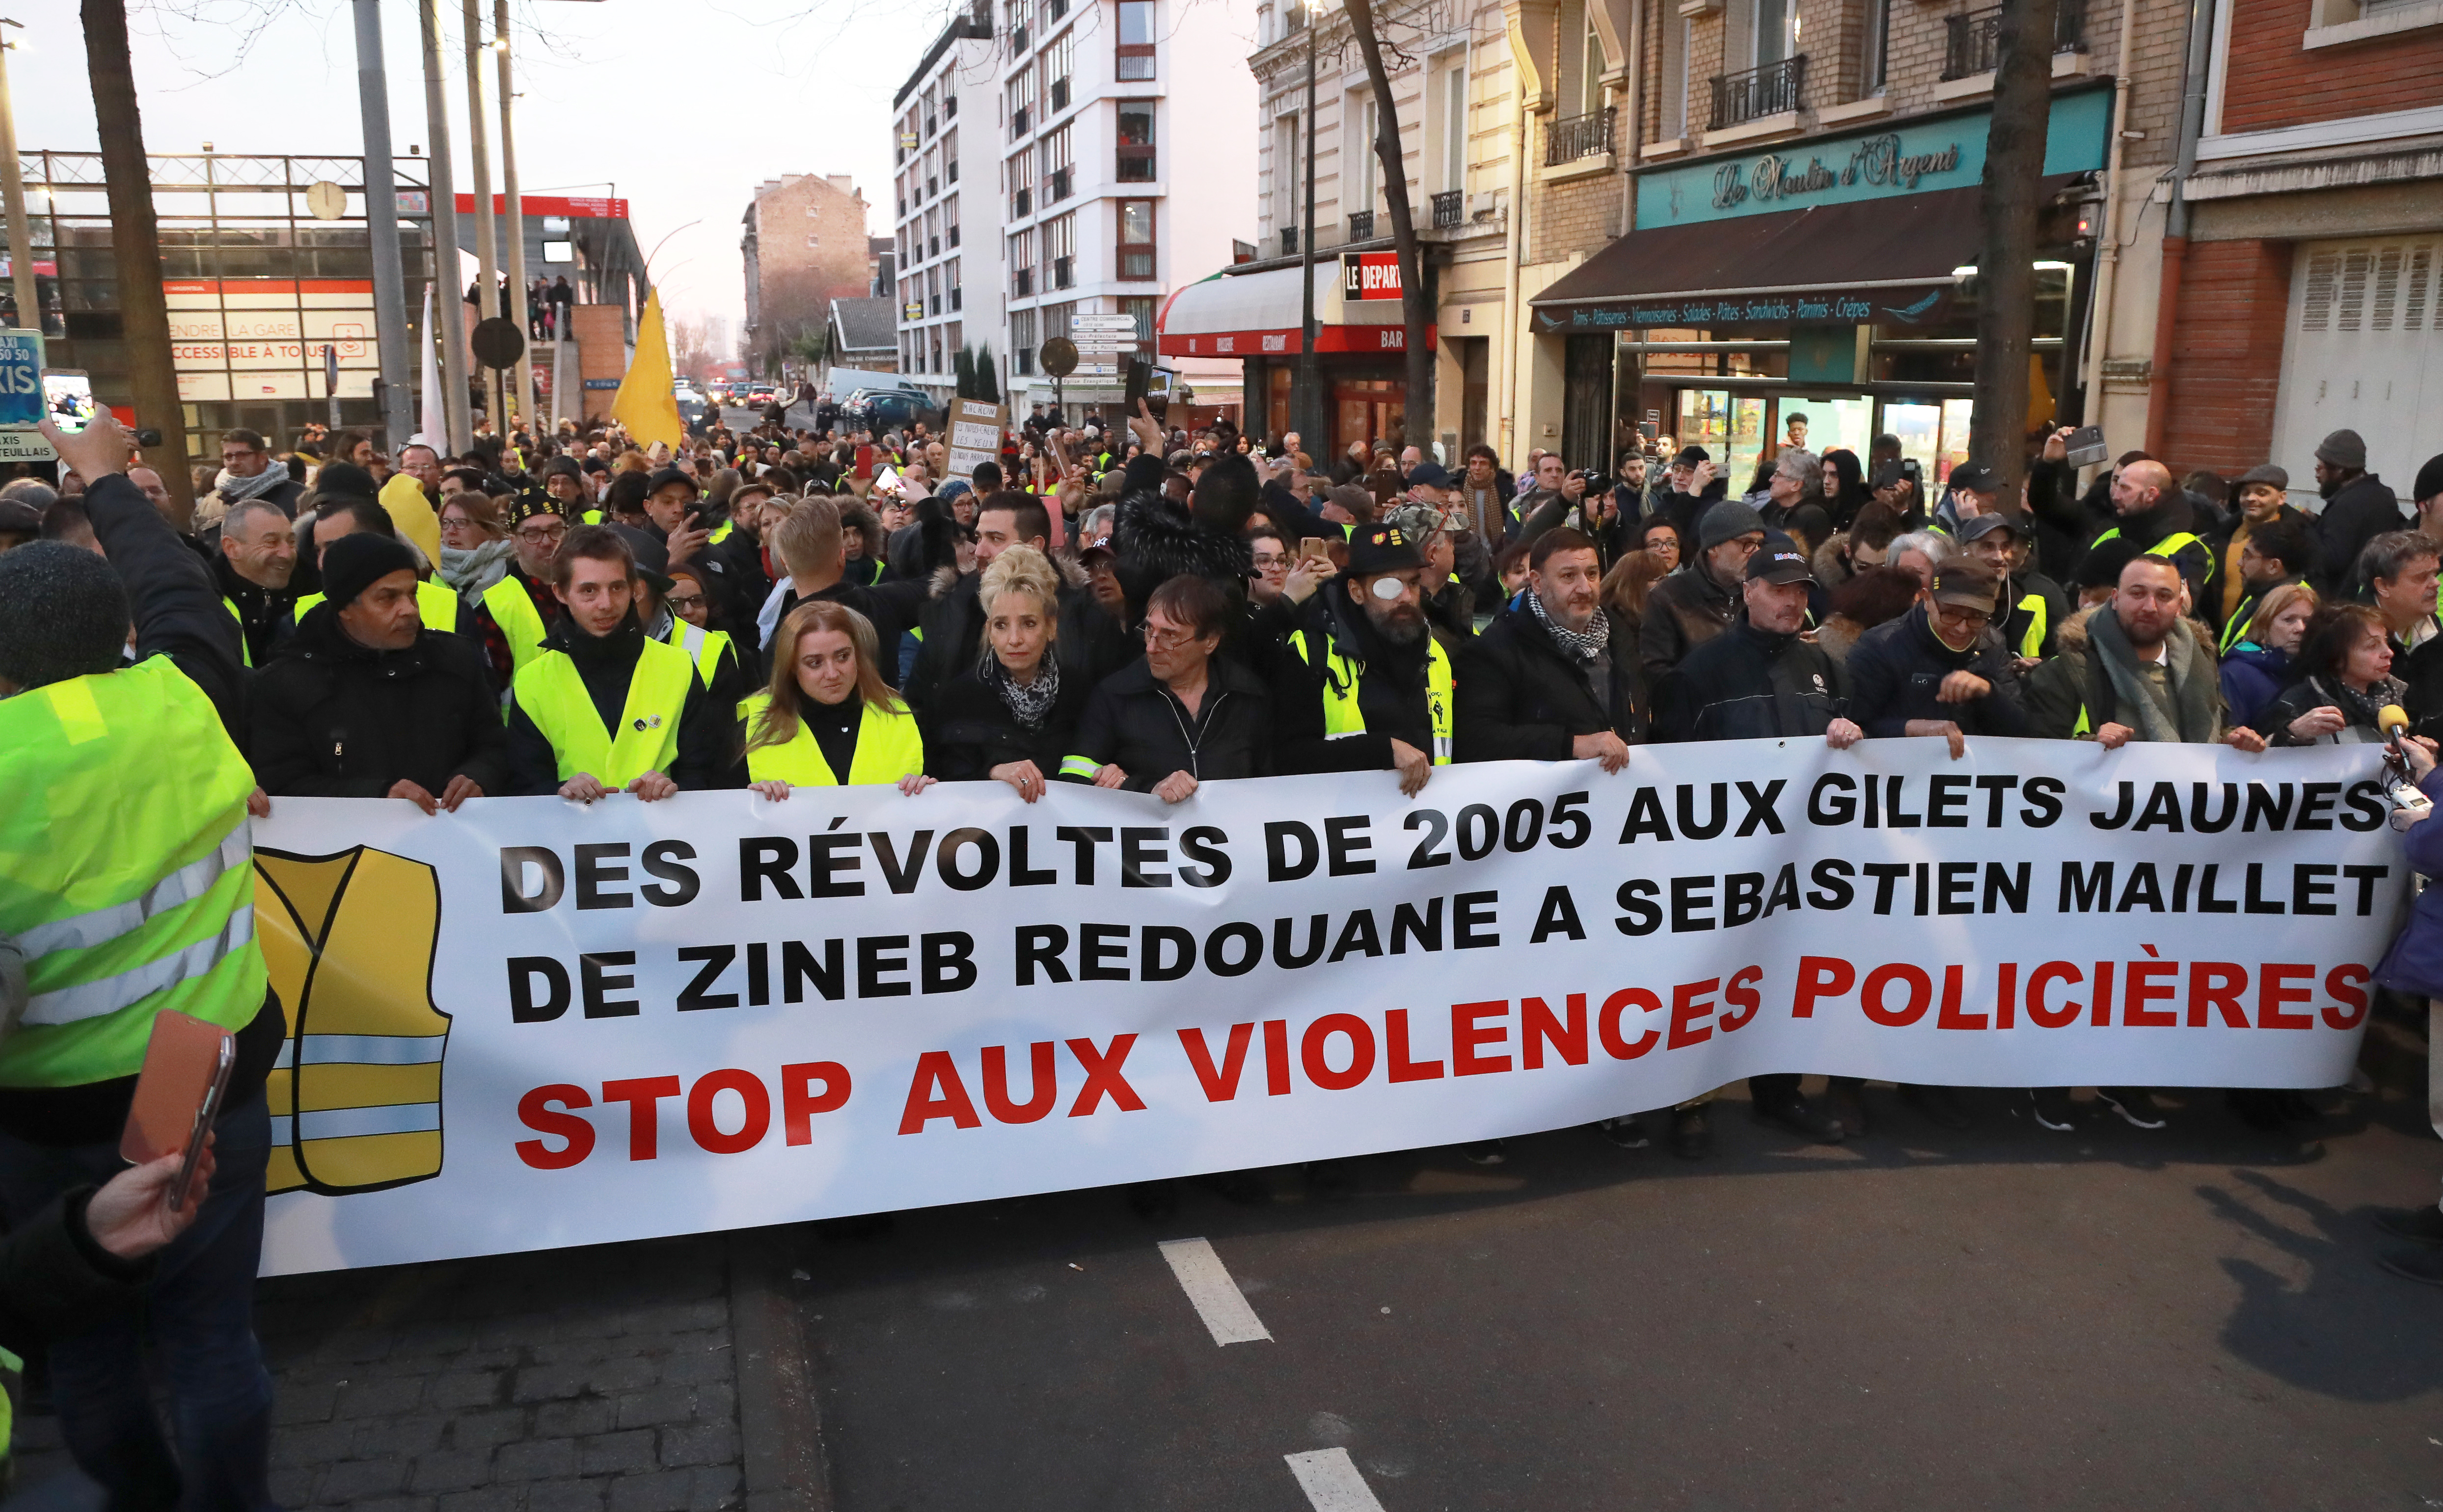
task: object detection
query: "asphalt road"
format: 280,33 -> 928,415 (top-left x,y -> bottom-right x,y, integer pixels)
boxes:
785,1079 -> 2443,1512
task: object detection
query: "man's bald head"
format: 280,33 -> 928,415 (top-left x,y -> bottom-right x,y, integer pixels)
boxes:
2112,459 -> 2173,517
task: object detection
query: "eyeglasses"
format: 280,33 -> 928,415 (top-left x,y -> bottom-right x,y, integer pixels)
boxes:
666,593 -> 707,611
1142,622 -> 1203,650
516,523 -> 567,544
1931,602 -> 1993,630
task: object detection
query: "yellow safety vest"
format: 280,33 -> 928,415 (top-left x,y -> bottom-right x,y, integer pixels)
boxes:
2093,527 -> 2209,576
1289,626 -> 1454,763
707,520 -> 735,545
293,578 -> 462,634
484,575 -> 551,673
0,657 -> 267,1088
660,619 -> 735,689
512,637 -> 694,786
222,596 -> 253,669
2015,591 -> 2047,660
737,691 -> 924,786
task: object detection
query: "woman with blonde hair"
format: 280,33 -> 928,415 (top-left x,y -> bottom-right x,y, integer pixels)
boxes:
930,545 -> 1091,798
2220,580 -> 2316,737
739,600 -> 932,796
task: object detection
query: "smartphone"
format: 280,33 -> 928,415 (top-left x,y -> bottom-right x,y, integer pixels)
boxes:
2064,425 -> 2108,469
43,369 -> 97,432
854,443 -> 876,481
1298,535 -> 1333,566
1125,358 -> 1153,411
121,1009 -> 235,1210
1641,420 -> 1660,441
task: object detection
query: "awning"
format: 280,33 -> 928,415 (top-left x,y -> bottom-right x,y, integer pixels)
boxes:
1530,182 -> 2012,334
1158,264 -> 1431,359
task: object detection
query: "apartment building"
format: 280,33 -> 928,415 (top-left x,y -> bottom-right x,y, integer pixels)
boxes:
893,7 -> 1002,400
1159,0 -> 1518,455
2147,0 -> 2443,493
741,174 -> 875,371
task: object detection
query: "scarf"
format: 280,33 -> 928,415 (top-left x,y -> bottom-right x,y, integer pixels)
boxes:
1527,588 -> 1608,663
2309,672 -> 2406,735
217,464 -> 292,505
982,650 -> 1060,730
438,536 -> 515,596
2087,608 -> 2219,744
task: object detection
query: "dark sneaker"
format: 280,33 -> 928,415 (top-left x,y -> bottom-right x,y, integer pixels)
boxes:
1825,1081 -> 1869,1138
2378,1244 -> 2443,1286
1753,1092 -> 1844,1144
1461,1140 -> 1506,1166
2096,1087 -> 2168,1129
1595,1115 -> 1651,1150
2027,1087 -> 2079,1132
2375,1205 -> 2443,1242
1899,1083 -> 1975,1131
1670,1106 -> 1712,1160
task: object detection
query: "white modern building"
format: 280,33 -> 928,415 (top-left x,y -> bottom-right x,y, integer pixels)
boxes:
893,7 -> 1004,401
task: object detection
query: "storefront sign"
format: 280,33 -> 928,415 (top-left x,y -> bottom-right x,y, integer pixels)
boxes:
1635,88 -> 2111,228
1163,324 -> 1434,358
1535,285 -> 1951,332
165,279 -> 379,404
1341,251 -> 1402,300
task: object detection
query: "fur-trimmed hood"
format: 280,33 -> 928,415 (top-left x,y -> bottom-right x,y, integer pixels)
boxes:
1113,486 -> 1252,610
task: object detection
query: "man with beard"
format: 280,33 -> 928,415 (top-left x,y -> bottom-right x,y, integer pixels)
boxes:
2085,459 -> 2215,608
2311,429 -> 2401,600
2026,555 -> 2264,754
505,525 -> 726,800
1272,521 -> 1455,797
214,497 -> 299,667
2215,463 -> 2318,631
1456,526 -> 1641,761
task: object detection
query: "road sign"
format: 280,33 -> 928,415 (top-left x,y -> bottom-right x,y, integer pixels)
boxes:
1038,338 -> 1078,378
0,328 -> 42,429
1071,339 -> 1132,353
1069,315 -> 1140,333
471,316 -> 525,371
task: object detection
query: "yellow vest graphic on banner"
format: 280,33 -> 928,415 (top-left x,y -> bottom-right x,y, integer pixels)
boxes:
253,847 -> 454,1195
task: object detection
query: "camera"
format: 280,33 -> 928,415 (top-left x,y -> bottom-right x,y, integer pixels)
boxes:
134,427 -> 162,448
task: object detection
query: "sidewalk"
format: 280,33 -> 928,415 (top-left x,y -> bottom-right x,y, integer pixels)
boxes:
9,1228 -> 814,1512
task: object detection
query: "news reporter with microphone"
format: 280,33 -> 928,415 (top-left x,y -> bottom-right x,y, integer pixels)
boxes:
2262,604 -> 2411,745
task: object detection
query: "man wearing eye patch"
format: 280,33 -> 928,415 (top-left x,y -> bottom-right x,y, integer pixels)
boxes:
1271,522 -> 1457,799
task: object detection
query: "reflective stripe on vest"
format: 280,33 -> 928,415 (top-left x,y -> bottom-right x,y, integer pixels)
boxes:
1058,753 -> 1101,780
2015,592 -> 2047,660
2073,703 -> 2092,737
707,520 -> 734,544
512,638 -> 694,787
2093,527 -> 2209,569
2219,594 -> 2259,654
223,596 -> 252,669
484,575 -> 551,673
661,620 -> 734,688
295,578 -> 461,633
737,692 -> 925,785
0,657 -> 267,1087
1289,627 -> 1455,763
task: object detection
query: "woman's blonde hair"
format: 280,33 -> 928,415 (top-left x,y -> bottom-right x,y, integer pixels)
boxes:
975,545 -> 1063,656
1601,547 -> 1672,619
2243,580 -> 2318,647
746,600 -> 905,756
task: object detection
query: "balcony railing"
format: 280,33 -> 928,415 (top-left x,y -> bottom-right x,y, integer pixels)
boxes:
1710,55 -> 1805,131
1014,268 -> 1034,296
1348,209 -> 1375,240
1431,189 -> 1464,228
1941,0 -> 2087,80
1281,226 -> 1299,255
1053,255 -> 1074,289
1544,106 -> 1616,165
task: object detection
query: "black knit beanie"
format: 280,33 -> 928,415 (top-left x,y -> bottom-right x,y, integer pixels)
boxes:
0,542 -> 130,691
319,531 -> 419,611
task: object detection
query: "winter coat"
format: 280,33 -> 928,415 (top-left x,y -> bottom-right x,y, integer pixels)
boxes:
2262,672 -> 2401,747
2314,472 -> 2404,600
212,548 -> 299,668
1843,604 -> 2030,739
2023,604 -> 2229,742
2376,767 -> 2443,999
0,1186 -> 155,1360
83,473 -> 248,742
1653,615 -> 1848,743
1065,655 -> 1273,789
905,558 -> 1130,728
2393,617 -> 2443,743
1640,563 -> 1738,679
1111,485 -> 1254,628
2218,642 -> 2293,736
248,604 -> 509,799
1270,584 -> 1444,775
1455,600 -> 1645,761
928,661 -> 1095,782
2094,490 -> 2216,605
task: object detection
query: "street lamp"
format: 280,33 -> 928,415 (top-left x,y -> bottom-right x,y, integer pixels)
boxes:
1294,0 -> 1324,451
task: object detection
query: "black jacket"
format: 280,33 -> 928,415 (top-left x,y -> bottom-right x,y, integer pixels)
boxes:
212,550 -> 299,667
905,562 -> 1131,727
2391,616 -> 2443,742
1066,655 -> 1272,789
2315,472 -> 2404,599
1640,563 -> 1738,679
1456,600 -> 1645,761
0,1186 -> 153,1358
249,603 -> 509,799
1271,583 -> 1442,774
929,663 -> 1095,781
1843,604 -> 2031,739
1655,615 -> 1848,742
1111,485 -> 1254,626
505,615 -> 731,794
2100,491 -> 2216,604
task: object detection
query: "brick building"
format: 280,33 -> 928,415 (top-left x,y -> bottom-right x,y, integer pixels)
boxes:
2148,0 -> 2443,496
740,175 -> 875,373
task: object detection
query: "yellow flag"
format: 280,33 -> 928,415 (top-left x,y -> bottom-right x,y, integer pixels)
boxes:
612,289 -> 685,452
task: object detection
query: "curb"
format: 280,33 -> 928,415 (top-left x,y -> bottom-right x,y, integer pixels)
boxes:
729,1228 -> 832,1512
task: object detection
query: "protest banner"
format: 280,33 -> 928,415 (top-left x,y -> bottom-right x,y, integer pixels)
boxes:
250,737 -> 2405,1275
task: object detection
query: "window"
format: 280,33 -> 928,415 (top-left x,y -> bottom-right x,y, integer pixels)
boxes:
1580,14 -> 1605,117
1117,199 -> 1156,279
1349,94 -> 1377,211
1441,65 -> 1467,193
1011,227 -> 1036,297
1117,103 -> 1156,182
808,234 -> 821,249
1042,27 -> 1074,113
950,259 -> 963,310
1042,123 -> 1074,201
947,195 -> 960,247
1047,212 -> 1076,289
1861,0 -> 1890,92
1008,71 -> 1036,138
945,128 -> 959,182
1117,0 -> 1155,80
1008,149 -> 1034,217
1274,113 -> 1301,226
1043,300 -> 1076,343
1119,295 -> 1158,357
1754,0 -> 1796,67
1011,306 -> 1037,374
1660,7 -> 1688,138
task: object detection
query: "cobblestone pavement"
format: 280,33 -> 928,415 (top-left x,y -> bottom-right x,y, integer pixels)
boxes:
10,1232 -> 759,1512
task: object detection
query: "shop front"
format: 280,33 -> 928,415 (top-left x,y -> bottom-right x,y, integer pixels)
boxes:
1531,88 -> 2113,490
1159,256 -> 1432,455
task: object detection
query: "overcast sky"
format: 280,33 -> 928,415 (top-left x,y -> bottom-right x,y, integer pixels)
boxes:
15,0 -> 941,348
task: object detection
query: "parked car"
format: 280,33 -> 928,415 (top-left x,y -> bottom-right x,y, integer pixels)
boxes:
746,386 -> 777,407
841,385 -> 943,434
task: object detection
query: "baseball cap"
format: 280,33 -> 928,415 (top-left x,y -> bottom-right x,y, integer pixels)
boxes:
645,466 -> 700,498
1744,530 -> 1814,585
1928,558 -> 2001,613
1406,460 -> 1453,490
1673,445 -> 1710,467
1955,512 -> 2020,544
1948,462 -> 2001,496
1346,522 -> 1426,575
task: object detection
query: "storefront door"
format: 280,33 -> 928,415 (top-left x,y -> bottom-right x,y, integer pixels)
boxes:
1335,379 -> 1403,457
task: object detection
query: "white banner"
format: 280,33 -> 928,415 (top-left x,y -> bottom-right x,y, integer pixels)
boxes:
251,738 -> 2407,1275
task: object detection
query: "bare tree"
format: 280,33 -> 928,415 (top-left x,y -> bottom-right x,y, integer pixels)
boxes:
1970,0 -> 2061,503
81,0 -> 193,509
1342,0 -> 1433,452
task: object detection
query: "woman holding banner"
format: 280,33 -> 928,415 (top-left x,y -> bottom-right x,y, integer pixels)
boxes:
740,601 -> 933,797
930,547 -> 1090,800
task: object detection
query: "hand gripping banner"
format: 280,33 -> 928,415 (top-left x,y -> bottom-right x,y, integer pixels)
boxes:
251,737 -> 2406,1275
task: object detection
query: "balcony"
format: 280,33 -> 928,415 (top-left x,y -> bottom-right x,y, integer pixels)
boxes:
1050,165 -> 1072,201
1053,254 -> 1074,289
1431,189 -> 1464,228
1710,56 -> 1805,131
1050,78 -> 1070,111
1011,106 -> 1030,139
1942,0 -> 2087,80
1281,226 -> 1299,255
1014,268 -> 1035,296
1348,209 -> 1375,240
1015,187 -> 1032,216
1544,106 -> 1617,165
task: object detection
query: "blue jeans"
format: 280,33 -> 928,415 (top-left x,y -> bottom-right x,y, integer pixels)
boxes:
0,1095 -> 277,1512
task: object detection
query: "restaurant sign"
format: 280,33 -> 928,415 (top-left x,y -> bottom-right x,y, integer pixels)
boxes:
1534,284 -> 1953,333
1635,87 -> 2110,228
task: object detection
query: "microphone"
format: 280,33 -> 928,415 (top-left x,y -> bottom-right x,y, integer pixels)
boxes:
2381,704 -> 2412,740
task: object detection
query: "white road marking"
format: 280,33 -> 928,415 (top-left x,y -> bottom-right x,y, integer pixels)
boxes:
1156,1237 -> 1273,1345
1285,1447 -> 1388,1511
